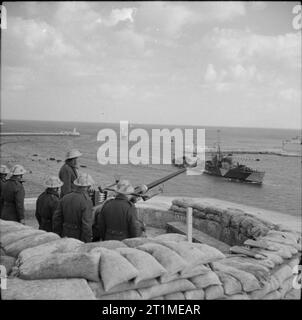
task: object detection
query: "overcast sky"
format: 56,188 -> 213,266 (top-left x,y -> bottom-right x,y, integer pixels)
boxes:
1,1 -> 301,129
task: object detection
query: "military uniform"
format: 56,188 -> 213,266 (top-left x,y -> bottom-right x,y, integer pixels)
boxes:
1,176 -> 25,222
53,190 -> 93,243
0,176 -> 7,216
35,189 -> 60,232
59,163 -> 78,198
92,194 -> 143,241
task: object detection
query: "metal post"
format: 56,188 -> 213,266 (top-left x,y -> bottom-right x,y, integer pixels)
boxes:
186,207 -> 193,243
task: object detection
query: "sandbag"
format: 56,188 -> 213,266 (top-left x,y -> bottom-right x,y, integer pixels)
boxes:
263,239 -> 296,255
165,292 -> 186,300
204,285 -> 224,300
154,240 -> 224,267
88,279 -> 159,298
216,271 -> 243,295
98,289 -> 141,300
159,272 -> 180,284
284,288 -> 301,300
154,233 -> 187,242
18,251 -> 101,281
220,259 -> 270,284
2,278 -> 96,300
5,232 -> 60,257
225,293 -> 250,300
0,223 -> 31,236
273,265 -> 293,285
229,246 -> 266,259
227,255 -> 275,269
248,276 -> 280,300
17,238 -> 83,263
245,238 -> 282,251
0,255 -> 16,275
171,198 -> 194,208
137,242 -> 188,274
179,265 -> 211,278
212,262 -> 262,292
192,243 -> 226,263
267,230 -> 301,244
263,236 -> 300,251
262,290 -> 282,300
184,289 -> 205,300
1,229 -> 45,248
95,247 -> 138,291
116,247 -> 167,283
189,271 -> 221,289
169,204 -> 187,213
77,240 -> 127,252
279,277 -> 294,298
123,237 -> 154,248
138,279 -> 195,300
249,248 -> 284,265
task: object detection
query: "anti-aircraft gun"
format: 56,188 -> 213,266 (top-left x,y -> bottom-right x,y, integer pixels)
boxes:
89,168 -> 187,206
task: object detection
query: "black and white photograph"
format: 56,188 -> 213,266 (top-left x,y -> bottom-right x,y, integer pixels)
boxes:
0,0 -> 301,307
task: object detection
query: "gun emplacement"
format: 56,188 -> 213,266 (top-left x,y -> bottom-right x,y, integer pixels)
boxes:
90,168 -> 187,206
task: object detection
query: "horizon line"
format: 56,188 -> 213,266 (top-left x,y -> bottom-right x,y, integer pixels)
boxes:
1,118 -> 301,131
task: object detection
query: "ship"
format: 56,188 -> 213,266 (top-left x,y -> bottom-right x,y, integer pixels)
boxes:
204,143 -> 265,184
282,136 -> 301,155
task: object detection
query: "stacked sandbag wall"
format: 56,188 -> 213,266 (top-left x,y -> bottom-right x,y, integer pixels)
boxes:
169,198 -> 278,246
1,217 -> 301,300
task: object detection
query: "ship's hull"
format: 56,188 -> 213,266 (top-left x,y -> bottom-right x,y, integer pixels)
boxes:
204,166 -> 265,184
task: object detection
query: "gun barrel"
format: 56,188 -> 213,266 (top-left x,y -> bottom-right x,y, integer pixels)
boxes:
146,167 -> 186,190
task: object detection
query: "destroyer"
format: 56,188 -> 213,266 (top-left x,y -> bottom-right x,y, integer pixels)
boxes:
204,143 -> 265,184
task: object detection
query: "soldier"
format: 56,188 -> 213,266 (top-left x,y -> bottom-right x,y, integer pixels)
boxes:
0,165 -> 10,216
59,149 -> 82,198
35,176 -> 63,232
1,164 -> 26,223
53,172 -> 94,243
92,180 -> 143,241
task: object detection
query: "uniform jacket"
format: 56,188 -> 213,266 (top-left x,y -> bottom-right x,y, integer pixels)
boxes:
1,176 -> 25,222
35,189 -> 60,232
53,189 -> 93,243
0,176 -> 7,217
92,194 -> 142,241
59,162 -> 78,198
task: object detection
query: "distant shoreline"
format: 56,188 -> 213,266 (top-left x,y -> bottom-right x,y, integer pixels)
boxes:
1,119 -> 300,131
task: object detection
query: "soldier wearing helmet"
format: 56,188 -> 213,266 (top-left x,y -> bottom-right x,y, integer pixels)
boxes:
53,172 -> 94,242
1,164 -> 26,223
59,149 -> 82,198
0,165 -> 10,216
92,180 -> 143,241
35,176 -> 63,232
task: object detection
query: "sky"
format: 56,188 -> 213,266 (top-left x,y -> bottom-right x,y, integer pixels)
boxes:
1,1 -> 301,129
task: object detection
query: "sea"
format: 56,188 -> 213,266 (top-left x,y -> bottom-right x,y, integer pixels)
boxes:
1,120 -> 301,218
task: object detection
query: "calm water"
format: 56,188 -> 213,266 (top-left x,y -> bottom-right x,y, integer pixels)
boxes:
1,120 -> 301,217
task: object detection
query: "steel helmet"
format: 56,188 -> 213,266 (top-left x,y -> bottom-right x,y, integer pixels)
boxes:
44,176 -> 63,188
10,164 -> 26,176
73,172 -> 94,187
65,149 -> 82,160
114,180 -> 134,195
0,165 -> 10,174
